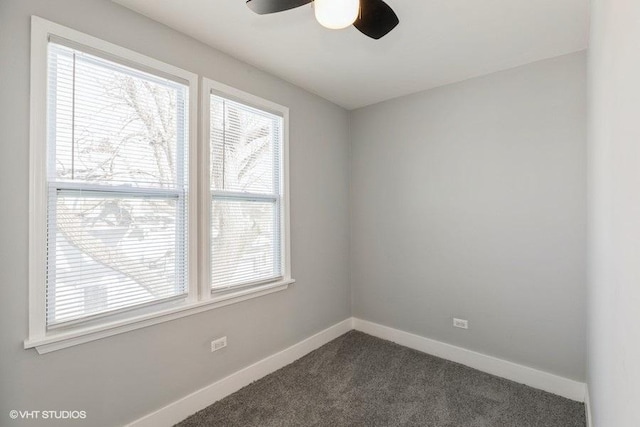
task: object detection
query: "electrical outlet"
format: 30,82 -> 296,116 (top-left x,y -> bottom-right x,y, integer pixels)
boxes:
453,318 -> 469,329
211,336 -> 227,352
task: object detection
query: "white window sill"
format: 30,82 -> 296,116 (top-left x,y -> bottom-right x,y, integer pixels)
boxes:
24,279 -> 295,354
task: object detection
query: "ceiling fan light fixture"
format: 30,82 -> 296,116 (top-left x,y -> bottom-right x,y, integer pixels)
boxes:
314,0 -> 360,30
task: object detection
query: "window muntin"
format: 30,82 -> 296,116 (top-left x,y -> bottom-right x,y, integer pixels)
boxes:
46,42 -> 189,327
209,95 -> 284,290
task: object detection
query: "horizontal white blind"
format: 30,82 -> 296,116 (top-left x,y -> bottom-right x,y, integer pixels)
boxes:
46,42 -> 189,327
210,94 -> 283,290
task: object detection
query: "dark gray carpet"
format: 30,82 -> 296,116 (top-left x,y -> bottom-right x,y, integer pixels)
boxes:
176,331 -> 585,427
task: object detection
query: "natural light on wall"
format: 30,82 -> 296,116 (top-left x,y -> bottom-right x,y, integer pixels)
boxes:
314,0 -> 360,30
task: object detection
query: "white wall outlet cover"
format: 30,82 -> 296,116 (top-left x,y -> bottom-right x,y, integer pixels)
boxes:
211,336 -> 227,352
453,318 -> 469,329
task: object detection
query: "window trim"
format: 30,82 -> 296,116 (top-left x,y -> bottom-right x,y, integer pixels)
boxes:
201,78 -> 292,296
26,17 -> 294,354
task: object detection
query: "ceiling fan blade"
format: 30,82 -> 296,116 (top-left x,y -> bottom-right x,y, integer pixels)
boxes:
353,0 -> 399,40
246,0 -> 312,15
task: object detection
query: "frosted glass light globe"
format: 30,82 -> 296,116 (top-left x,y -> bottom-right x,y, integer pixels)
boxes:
314,0 -> 360,30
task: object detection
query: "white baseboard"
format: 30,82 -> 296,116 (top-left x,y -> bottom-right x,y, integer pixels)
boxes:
585,385 -> 593,427
352,318 -> 586,402
127,318 -> 353,427
129,316 -> 587,426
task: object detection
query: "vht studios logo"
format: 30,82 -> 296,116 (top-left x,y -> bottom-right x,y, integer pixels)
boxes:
9,410 -> 87,420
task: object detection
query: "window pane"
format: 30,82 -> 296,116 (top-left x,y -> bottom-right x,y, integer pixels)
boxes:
46,41 -> 190,327
48,192 -> 187,326
210,95 -> 281,194
49,43 -> 187,189
209,92 -> 284,291
211,199 -> 280,289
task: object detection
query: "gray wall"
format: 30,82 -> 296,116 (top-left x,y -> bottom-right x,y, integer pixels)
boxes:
0,1 -> 351,426
587,0 -> 640,425
0,0 -> 591,425
350,52 -> 587,381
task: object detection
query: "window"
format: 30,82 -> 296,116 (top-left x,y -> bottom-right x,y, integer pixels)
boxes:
45,41 -> 190,328
28,18 -> 292,354
201,78 -> 291,297
209,93 -> 285,291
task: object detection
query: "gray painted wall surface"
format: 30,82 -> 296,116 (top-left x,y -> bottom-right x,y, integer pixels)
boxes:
350,52 -> 587,381
0,0 -> 591,425
0,1 -> 351,426
587,0 -> 640,425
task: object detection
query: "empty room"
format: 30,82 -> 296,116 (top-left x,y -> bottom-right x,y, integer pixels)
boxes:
0,0 -> 638,426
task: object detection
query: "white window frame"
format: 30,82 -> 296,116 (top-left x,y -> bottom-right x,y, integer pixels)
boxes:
200,78 -> 292,297
26,17 -> 294,354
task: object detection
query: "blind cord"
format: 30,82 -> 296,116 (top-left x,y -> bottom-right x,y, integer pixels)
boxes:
71,52 -> 76,180
222,100 -> 226,189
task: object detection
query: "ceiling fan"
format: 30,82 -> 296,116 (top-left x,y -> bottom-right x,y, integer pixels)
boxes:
246,0 -> 399,40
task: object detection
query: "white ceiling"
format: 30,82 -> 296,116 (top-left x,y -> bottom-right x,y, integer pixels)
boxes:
114,0 -> 589,110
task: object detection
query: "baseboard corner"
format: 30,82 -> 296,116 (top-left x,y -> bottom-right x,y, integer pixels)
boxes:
584,384 -> 593,427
